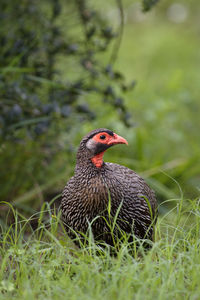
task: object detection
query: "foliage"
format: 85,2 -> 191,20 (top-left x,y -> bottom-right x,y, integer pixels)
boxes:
142,0 -> 160,12
0,0 -> 136,141
1,0 -> 199,221
0,0 -> 161,211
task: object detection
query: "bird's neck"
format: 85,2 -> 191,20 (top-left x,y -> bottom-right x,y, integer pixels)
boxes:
76,147 -> 106,174
75,154 -> 103,173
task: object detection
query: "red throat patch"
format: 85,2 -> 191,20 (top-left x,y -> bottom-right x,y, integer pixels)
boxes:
91,151 -> 105,168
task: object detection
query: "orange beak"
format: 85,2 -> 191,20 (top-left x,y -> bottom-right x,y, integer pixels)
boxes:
107,133 -> 128,146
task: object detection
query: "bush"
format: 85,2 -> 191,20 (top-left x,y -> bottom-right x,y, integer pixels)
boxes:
0,0 -> 138,142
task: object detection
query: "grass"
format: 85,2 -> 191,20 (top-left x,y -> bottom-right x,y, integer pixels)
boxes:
1,195 -> 200,300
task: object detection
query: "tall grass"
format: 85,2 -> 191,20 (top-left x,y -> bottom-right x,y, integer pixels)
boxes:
1,194 -> 200,300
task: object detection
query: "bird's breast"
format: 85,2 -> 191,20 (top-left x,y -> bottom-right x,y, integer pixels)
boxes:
73,174 -> 108,209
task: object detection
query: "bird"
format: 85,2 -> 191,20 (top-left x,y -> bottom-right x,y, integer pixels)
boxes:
61,128 -> 157,247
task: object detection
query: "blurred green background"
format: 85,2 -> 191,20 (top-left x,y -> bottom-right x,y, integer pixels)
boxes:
0,0 -> 200,220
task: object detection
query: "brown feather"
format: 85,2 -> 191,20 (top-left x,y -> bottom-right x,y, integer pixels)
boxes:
61,129 -> 157,246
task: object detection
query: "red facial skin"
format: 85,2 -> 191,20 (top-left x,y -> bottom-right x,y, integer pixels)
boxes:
91,132 -> 128,168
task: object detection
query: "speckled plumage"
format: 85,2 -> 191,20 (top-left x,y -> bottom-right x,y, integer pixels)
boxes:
61,128 -> 157,245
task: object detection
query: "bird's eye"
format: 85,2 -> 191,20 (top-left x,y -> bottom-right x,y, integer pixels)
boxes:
100,135 -> 106,140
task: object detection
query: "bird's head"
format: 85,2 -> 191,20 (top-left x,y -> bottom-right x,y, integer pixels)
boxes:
77,128 -> 128,168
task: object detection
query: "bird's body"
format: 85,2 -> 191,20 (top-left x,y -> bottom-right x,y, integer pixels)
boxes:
62,128 -> 157,246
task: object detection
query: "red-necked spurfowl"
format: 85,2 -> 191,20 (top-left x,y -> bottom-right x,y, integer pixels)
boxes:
62,128 -> 157,246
